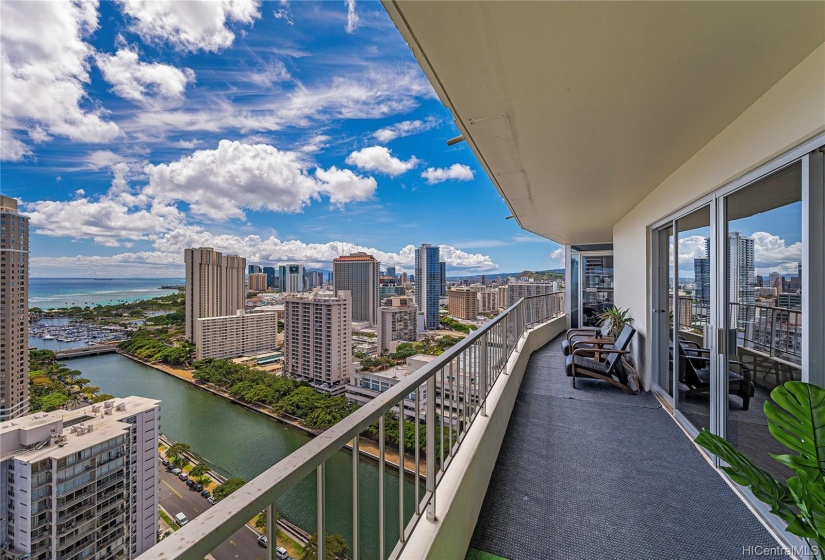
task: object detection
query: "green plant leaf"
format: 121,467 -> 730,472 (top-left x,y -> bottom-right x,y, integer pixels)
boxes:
765,381 -> 825,482
695,430 -> 797,523
786,472 -> 825,546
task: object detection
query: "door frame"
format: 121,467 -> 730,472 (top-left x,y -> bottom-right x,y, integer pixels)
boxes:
647,133 -> 825,551
649,193 -> 716,421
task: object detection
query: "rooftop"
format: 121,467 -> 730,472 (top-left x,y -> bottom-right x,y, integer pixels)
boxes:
0,396 -> 160,462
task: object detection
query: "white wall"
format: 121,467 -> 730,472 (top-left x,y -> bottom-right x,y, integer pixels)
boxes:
613,43 -> 825,388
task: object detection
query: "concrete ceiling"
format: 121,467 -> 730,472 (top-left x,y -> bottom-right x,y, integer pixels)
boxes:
383,1 -> 825,245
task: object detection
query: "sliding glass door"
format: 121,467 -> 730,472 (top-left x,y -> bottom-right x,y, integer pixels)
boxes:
650,137 -> 824,544
720,162 -> 802,479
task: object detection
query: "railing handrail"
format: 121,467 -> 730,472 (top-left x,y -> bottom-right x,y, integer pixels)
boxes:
677,295 -> 802,315
143,292 -> 564,560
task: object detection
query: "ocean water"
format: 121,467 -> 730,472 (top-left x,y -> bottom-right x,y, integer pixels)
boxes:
29,277 -> 184,310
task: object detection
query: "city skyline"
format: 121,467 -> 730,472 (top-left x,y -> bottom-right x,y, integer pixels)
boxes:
2,0 -> 561,279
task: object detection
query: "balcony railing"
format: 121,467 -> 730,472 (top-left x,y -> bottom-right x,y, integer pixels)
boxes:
675,297 -> 802,365
140,292 -> 564,560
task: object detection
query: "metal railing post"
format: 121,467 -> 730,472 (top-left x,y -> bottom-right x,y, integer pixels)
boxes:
426,373 -> 436,521
378,415 -> 385,558
266,504 -> 275,560
352,436 -> 359,560
770,308 -> 778,357
398,403 -> 405,543
317,463 -> 326,560
480,331 -> 488,417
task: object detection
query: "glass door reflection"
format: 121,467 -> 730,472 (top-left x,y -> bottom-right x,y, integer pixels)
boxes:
581,255 -> 614,327
674,205 -> 711,432
722,162 -> 802,480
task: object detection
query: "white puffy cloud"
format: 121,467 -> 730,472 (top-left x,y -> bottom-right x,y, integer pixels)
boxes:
117,0 -> 261,53
25,195 -> 182,247
1,131 -> 31,161
313,167 -> 377,206
373,117 -> 439,143
1,0 -> 121,159
675,232 -> 802,276
86,150 -> 125,170
153,227 -> 498,271
751,231 -> 802,274
345,0 -> 359,33
143,140 -> 376,220
421,164 -> 474,184
31,238 -> 498,277
345,146 -> 418,176
96,47 -> 195,105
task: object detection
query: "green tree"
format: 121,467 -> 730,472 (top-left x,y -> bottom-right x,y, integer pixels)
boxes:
300,534 -> 349,560
255,508 -> 279,530
39,393 -> 68,412
166,442 -> 191,467
189,463 -> 210,482
213,478 -> 245,501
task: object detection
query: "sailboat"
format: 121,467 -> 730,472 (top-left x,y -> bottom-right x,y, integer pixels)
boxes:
42,331 -> 55,340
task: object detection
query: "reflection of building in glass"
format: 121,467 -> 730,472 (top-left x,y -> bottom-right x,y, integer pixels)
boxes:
693,238 -> 710,307
729,232 -> 755,326
745,305 -> 802,366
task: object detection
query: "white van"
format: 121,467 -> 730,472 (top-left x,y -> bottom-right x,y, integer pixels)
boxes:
174,512 -> 188,527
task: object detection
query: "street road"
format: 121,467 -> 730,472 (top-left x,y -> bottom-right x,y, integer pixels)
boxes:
158,459 -> 267,560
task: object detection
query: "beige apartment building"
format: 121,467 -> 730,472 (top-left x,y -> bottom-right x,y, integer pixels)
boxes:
377,297 -> 418,352
0,196 -> 29,421
184,247 -> 246,342
194,310 -> 278,360
247,272 -> 268,292
448,287 -> 479,320
0,396 -> 160,559
333,252 -> 380,325
477,289 -> 497,313
284,292 -> 352,395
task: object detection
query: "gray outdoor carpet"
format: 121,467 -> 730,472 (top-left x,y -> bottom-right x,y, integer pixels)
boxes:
469,335 -> 778,560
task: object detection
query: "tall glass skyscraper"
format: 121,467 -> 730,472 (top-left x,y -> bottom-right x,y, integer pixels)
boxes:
694,237 -> 710,307
415,244 -> 442,330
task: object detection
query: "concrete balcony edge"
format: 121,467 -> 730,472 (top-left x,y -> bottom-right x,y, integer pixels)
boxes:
399,315 -> 569,559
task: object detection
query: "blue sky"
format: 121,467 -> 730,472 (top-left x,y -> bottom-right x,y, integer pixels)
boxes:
1,0 -> 562,278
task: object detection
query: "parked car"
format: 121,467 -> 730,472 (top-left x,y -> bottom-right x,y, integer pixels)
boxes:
171,468 -> 181,476
275,546 -> 288,560
186,479 -> 195,487
178,472 -> 189,482
174,512 -> 188,527
200,489 -> 210,498
258,536 -> 268,548
193,483 -> 203,492
161,459 -> 170,467
207,496 -> 217,505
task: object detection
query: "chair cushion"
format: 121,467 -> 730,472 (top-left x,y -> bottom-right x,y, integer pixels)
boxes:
561,339 -> 571,356
566,354 -> 610,377
694,368 -> 744,385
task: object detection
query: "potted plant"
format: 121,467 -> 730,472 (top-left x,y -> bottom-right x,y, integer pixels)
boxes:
695,381 -> 824,557
597,306 -> 633,337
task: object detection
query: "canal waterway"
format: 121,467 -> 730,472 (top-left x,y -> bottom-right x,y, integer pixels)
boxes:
60,352 -> 416,558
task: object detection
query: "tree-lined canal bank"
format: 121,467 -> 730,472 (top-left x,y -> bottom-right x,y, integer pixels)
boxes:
63,352 -> 416,559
